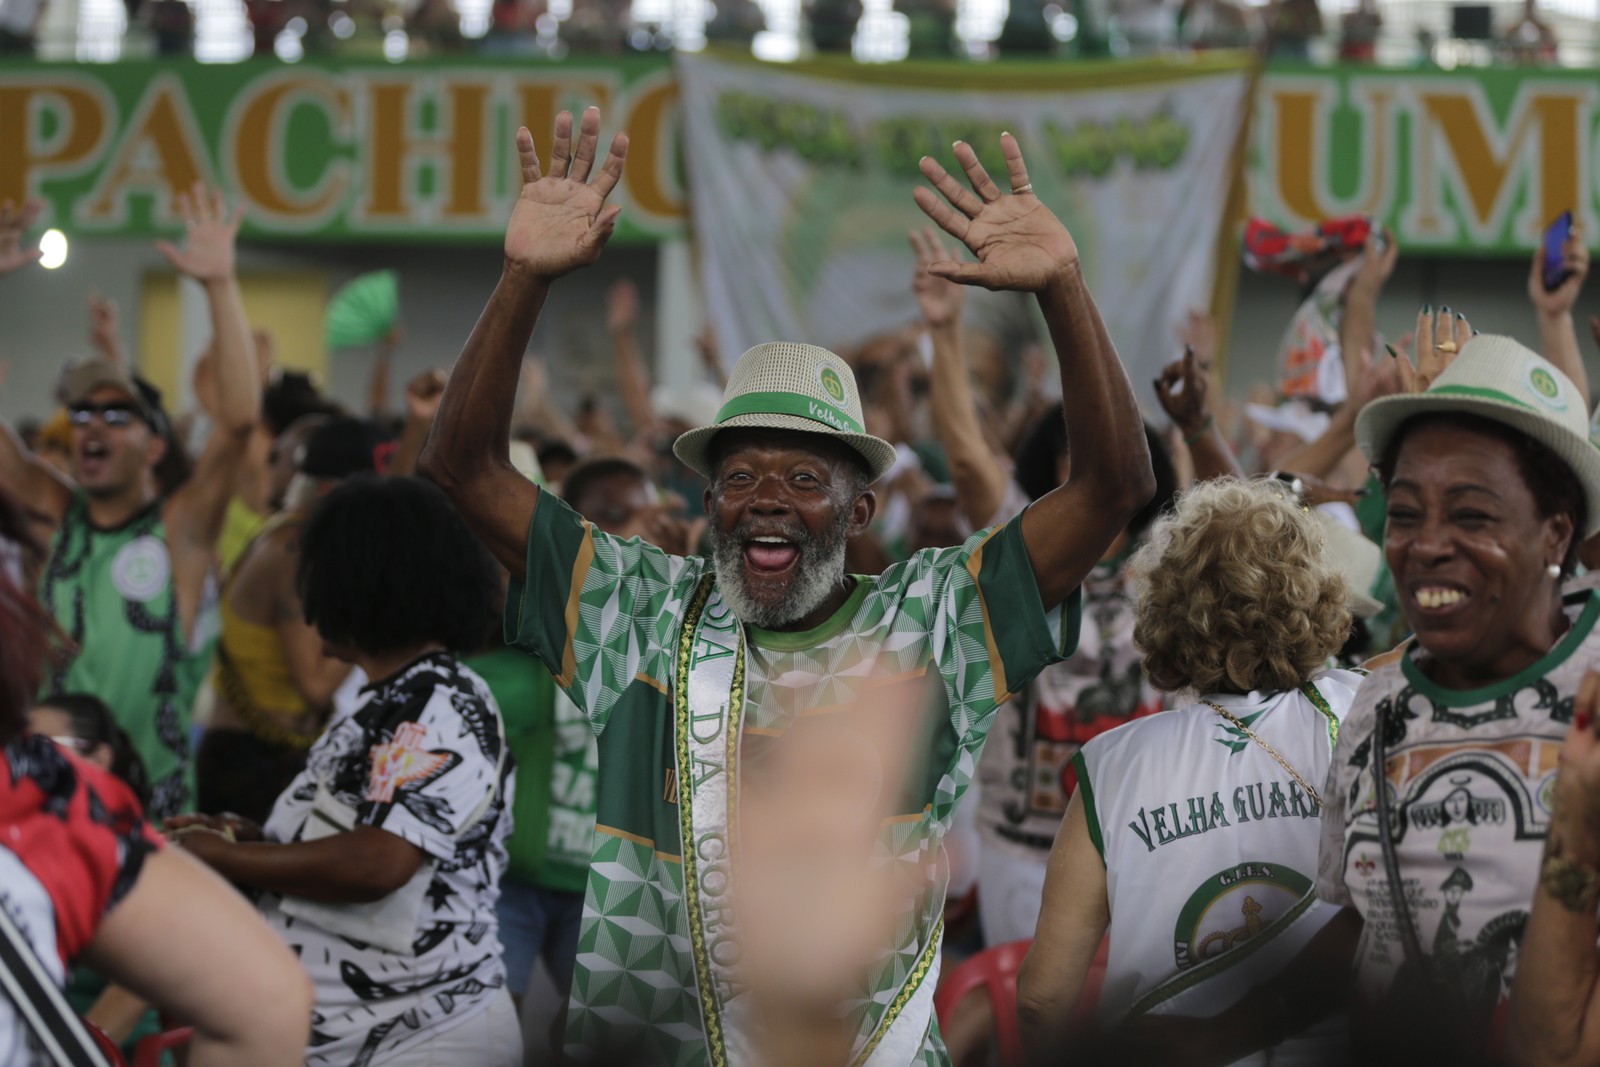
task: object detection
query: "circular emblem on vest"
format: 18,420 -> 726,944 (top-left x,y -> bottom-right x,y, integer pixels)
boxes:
819,366 -> 846,403
1537,768 -> 1559,816
1172,860 -> 1313,971
112,535 -> 171,603
1525,361 -> 1568,413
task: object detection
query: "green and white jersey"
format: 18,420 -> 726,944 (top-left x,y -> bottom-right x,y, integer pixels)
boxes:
1075,669 -> 1362,1063
505,493 -> 1077,1067
41,495 -> 218,821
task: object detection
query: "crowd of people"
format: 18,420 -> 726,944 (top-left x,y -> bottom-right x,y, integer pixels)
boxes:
0,0 -> 1576,66
3,102 -> 1600,1067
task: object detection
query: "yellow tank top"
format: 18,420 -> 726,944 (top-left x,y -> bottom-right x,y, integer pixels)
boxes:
212,515 -> 317,747
217,496 -> 266,577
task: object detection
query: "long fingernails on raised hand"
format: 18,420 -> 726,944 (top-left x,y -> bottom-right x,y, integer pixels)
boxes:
1441,305 -> 1452,317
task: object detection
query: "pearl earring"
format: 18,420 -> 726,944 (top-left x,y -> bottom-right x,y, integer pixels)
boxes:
1549,564 -> 1563,580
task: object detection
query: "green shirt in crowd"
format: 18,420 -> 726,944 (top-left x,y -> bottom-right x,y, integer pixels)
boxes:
464,645 -> 597,894
505,492 -> 1078,1067
41,496 -> 217,821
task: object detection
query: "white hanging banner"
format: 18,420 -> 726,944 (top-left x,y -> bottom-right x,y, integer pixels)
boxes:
678,50 -> 1254,403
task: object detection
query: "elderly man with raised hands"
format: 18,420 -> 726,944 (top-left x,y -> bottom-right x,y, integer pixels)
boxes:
421,108 -> 1154,1066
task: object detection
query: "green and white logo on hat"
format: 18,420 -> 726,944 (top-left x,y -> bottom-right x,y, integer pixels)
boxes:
673,342 -> 899,483
820,366 -> 846,403
1525,361 -> 1569,413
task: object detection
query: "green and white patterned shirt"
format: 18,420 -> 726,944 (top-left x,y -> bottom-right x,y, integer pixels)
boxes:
505,493 -> 1079,1066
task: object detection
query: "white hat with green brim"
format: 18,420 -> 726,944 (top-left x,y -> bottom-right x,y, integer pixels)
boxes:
673,342 -> 898,482
1355,334 -> 1600,537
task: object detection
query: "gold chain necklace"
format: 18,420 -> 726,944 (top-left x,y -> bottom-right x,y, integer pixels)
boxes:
1203,700 -> 1324,808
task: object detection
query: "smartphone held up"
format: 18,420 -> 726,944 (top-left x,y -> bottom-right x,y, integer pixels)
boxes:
1544,210 -> 1575,292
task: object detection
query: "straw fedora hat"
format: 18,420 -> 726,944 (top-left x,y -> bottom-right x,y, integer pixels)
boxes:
673,342 -> 898,482
1356,335 -> 1600,537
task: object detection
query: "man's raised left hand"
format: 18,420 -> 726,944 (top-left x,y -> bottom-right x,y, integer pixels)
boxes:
503,107 -> 628,283
912,133 -> 1078,293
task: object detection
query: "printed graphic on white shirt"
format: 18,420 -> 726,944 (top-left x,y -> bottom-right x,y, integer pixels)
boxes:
260,653 -> 513,1067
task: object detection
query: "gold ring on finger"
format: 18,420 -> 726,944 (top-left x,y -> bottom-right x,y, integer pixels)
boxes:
1436,340 -> 1458,354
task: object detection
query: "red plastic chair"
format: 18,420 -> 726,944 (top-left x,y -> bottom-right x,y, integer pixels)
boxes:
131,1025 -> 193,1067
84,1020 -> 127,1066
934,936 -> 1109,1066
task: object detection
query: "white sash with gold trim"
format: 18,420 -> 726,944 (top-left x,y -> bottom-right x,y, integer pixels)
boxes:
675,575 -> 944,1066
676,575 -> 754,1065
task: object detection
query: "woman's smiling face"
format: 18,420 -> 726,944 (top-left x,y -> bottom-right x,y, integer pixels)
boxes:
1384,419 -> 1575,677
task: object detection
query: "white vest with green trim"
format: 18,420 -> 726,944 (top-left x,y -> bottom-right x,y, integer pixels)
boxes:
1074,669 -> 1363,1062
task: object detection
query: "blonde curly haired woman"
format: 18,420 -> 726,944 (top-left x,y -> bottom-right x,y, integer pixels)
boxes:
1017,478 -> 1362,1065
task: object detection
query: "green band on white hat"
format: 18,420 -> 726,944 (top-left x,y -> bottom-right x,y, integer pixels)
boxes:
1428,384 -> 1539,413
714,390 -> 865,435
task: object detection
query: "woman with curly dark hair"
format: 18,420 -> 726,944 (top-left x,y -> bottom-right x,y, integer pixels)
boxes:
170,475 -> 519,1067
1016,477 -> 1361,1064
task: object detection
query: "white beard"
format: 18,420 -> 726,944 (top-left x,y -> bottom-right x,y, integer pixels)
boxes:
708,523 -> 849,630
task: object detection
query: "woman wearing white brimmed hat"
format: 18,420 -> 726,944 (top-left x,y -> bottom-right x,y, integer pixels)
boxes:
1175,314 -> 1600,1067
1326,326 -> 1600,1065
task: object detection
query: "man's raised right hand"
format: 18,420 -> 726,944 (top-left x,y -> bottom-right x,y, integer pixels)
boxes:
504,107 -> 629,282
155,183 -> 242,284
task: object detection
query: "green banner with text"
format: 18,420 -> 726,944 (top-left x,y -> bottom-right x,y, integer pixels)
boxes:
2,58 -> 1591,252
1251,63 -> 1595,253
0,57 -> 684,244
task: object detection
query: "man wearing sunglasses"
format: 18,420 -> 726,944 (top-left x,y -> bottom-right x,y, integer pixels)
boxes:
0,183 -> 260,821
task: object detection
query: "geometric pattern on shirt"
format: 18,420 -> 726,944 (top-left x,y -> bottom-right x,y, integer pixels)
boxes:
553,519 -> 1046,1066
568,833 -> 700,1063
